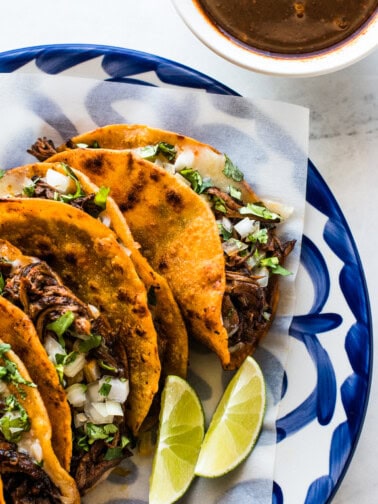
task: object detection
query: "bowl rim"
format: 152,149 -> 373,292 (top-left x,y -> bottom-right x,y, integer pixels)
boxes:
172,0 -> 378,77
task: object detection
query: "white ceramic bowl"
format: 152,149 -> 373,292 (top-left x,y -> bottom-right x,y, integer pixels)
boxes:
172,0 -> 378,77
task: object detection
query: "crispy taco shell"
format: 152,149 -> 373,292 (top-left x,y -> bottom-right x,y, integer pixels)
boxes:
0,335 -> 79,503
31,124 -> 295,369
0,162 -> 188,382
0,295 -> 71,471
0,198 -> 160,434
45,149 -> 230,366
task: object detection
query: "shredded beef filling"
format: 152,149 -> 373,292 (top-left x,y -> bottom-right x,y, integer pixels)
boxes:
208,187 -> 295,355
1,259 -> 131,494
0,438 -> 61,503
30,176 -> 103,219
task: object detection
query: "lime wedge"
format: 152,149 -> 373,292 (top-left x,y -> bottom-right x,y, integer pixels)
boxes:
149,375 -> 205,504
195,356 -> 266,478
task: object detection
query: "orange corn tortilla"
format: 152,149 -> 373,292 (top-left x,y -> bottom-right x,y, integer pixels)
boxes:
0,336 -> 80,503
0,162 -> 188,382
0,294 -> 71,471
0,198 -> 161,435
57,123 -> 260,204
47,149 -> 230,367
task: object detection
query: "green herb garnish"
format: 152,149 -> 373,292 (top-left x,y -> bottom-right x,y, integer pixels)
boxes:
179,168 -> 213,194
46,311 -> 75,348
223,155 -> 244,182
99,378 -> 112,398
260,257 -> 292,276
239,202 -> 281,221
247,227 -> 268,244
94,186 -> 110,209
59,163 -> 85,202
228,185 -> 242,200
0,345 -> 36,391
139,142 -> 177,162
0,394 -> 31,442
79,334 -> 102,353
217,223 -> 233,240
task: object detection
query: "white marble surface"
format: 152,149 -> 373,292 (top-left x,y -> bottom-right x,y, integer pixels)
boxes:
0,1 -> 377,502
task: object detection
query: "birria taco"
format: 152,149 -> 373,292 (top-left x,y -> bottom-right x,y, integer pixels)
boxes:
0,199 -> 161,440
0,162 -> 188,384
0,309 -> 79,503
30,124 -> 295,369
0,240 -> 134,494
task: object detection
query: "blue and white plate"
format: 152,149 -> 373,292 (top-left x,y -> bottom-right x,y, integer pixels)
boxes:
0,44 -> 372,504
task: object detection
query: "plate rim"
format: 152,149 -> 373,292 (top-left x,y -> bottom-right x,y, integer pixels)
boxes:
0,42 -> 372,503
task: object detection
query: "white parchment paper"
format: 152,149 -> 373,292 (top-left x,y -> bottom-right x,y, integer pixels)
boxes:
0,73 -> 309,504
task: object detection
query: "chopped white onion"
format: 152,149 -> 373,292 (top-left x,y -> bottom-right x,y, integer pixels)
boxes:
99,212 -> 111,228
44,168 -> 74,194
234,217 -> 257,239
87,304 -> 100,318
221,216 -> 233,233
102,400 -> 124,417
174,149 -> 195,171
17,435 -> 43,463
222,239 -> 248,256
103,377 -> 129,403
84,402 -> 114,424
66,383 -> 87,407
44,335 -> 65,364
64,353 -> 86,378
253,267 -> 270,288
86,381 -> 103,403
74,412 -> 88,429
262,199 -> 294,220
86,376 -> 129,404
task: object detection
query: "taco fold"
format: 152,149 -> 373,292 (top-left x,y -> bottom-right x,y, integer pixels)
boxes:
32,124 -> 295,369
0,316 -> 79,503
0,162 -> 188,383
0,198 -> 161,438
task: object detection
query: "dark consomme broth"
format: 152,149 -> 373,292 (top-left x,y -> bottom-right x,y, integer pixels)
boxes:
196,0 -> 378,54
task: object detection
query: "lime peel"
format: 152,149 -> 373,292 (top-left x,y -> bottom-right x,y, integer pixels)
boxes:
149,375 -> 205,504
195,356 -> 266,478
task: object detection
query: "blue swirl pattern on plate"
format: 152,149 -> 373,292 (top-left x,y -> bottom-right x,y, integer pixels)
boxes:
0,44 -> 372,504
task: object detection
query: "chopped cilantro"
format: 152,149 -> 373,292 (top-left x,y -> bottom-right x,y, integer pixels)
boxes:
228,185 -> 242,200
223,155 -> 244,182
86,422 -> 118,444
99,377 -> 112,397
239,202 -> 281,221
0,272 -> 4,293
79,334 -> 102,353
247,227 -> 268,244
0,395 -> 31,442
104,447 -> 123,461
139,142 -> 177,162
55,351 -> 78,367
179,168 -> 213,194
0,350 -> 36,391
211,195 -> 227,214
46,311 -> 75,347
94,186 -> 110,209
59,163 -> 85,202
0,169 -> 5,179
260,257 -> 292,276
217,222 -> 233,240
23,179 -> 38,197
